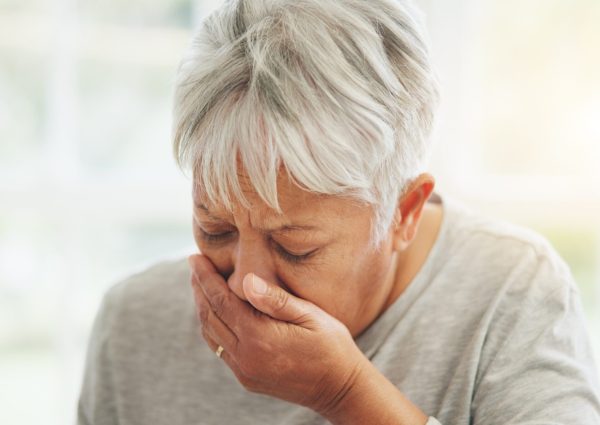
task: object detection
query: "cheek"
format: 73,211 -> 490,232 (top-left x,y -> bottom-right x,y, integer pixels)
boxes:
266,258 -> 340,312
192,233 -> 234,277
275,257 -> 359,319
268,262 -> 319,299
327,250 -> 392,320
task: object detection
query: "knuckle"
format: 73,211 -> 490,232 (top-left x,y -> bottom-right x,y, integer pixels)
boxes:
197,304 -> 210,324
271,289 -> 289,313
210,291 -> 228,317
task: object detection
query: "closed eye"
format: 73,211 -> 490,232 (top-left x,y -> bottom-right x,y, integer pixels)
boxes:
271,242 -> 317,264
198,229 -> 235,243
198,229 -> 317,264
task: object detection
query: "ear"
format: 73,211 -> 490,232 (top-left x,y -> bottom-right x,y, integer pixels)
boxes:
391,173 -> 436,251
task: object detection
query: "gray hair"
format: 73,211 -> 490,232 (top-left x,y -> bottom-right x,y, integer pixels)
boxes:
172,0 -> 438,248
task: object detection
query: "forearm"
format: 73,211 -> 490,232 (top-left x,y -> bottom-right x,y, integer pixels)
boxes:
321,357 -> 429,425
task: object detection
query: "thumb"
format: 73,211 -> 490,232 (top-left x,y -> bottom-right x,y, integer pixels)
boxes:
243,273 -> 320,327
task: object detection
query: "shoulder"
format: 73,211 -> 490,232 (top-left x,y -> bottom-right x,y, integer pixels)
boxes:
440,196 -> 576,297
437,202 -> 600,420
443,196 -> 561,260
438,197 -> 593,358
427,195 -> 583,348
104,256 -> 191,307
78,256 -> 197,422
95,256 -> 194,347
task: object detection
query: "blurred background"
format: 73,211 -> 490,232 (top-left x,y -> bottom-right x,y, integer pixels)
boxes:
0,0 -> 598,423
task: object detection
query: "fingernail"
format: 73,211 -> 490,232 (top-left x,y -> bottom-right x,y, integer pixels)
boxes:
252,274 -> 268,294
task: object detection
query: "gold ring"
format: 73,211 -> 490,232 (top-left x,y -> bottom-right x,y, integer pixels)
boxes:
215,345 -> 224,358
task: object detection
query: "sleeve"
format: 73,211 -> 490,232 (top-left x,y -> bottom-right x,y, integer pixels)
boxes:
76,286 -> 121,425
471,252 -> 600,424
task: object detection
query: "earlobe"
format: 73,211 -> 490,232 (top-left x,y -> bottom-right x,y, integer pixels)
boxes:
393,236 -> 410,251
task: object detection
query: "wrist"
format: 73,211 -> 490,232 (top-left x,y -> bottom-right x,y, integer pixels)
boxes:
317,355 -> 370,423
318,357 -> 428,425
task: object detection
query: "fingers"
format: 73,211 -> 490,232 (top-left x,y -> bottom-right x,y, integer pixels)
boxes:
188,254 -> 252,334
242,273 -> 321,328
198,320 -> 238,368
191,276 -> 239,355
193,297 -> 248,381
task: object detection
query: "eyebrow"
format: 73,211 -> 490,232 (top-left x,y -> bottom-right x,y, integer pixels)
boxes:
194,202 -> 321,234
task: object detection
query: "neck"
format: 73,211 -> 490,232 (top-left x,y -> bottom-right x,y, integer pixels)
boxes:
382,202 -> 443,311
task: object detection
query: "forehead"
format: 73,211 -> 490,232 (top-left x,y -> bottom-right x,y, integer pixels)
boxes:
193,171 -> 316,217
192,169 -> 370,226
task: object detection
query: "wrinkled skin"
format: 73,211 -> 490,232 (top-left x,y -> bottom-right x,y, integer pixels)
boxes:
189,170 -> 436,418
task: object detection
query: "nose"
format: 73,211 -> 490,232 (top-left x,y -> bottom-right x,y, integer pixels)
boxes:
226,236 -> 278,301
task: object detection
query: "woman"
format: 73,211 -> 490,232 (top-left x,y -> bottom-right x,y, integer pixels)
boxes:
77,0 -> 600,424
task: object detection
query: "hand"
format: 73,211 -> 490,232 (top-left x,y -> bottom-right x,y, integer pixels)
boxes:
188,253 -> 368,416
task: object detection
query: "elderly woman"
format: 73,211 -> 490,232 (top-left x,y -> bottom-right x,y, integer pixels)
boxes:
77,0 -> 600,424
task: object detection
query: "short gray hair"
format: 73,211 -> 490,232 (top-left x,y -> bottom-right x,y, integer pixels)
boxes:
172,0 -> 438,247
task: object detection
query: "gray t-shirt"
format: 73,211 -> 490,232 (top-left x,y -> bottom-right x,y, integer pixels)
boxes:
77,195 -> 600,424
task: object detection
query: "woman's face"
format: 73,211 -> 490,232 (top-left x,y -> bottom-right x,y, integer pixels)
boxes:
192,173 -> 398,337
